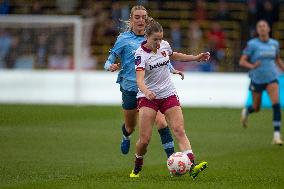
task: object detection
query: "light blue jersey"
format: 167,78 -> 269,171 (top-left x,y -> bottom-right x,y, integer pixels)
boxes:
104,31 -> 144,92
243,38 -> 280,84
104,31 -> 175,92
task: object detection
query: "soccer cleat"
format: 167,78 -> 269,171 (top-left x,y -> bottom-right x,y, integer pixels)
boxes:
129,170 -> 140,178
241,108 -> 248,128
189,161 -> 208,179
121,136 -> 130,154
272,136 -> 283,146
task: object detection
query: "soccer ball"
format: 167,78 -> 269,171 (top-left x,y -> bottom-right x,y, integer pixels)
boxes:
167,152 -> 192,176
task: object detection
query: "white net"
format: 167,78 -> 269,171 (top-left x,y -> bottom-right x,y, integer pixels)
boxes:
0,15 -> 96,70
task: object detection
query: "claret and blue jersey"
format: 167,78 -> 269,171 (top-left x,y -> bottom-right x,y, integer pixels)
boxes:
243,38 -> 280,84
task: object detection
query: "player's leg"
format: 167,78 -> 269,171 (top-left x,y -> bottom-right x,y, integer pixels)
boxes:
241,82 -> 262,127
121,109 -> 137,154
164,106 -> 193,160
164,105 -> 207,178
155,111 -> 175,158
120,88 -> 138,154
266,81 -> 283,145
130,106 -> 157,177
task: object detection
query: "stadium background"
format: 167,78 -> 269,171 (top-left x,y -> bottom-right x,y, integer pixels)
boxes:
1,0 -> 284,107
0,0 -> 284,71
1,1 -> 284,189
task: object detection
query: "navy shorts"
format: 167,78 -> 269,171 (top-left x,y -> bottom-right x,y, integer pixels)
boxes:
249,79 -> 278,93
120,87 -> 138,110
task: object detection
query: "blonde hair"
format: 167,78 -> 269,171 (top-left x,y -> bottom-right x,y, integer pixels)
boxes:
122,5 -> 150,31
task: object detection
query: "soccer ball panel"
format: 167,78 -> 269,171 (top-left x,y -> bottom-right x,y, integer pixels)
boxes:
167,152 -> 192,176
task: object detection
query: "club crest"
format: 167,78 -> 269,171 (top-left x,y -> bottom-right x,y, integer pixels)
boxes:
135,56 -> 141,66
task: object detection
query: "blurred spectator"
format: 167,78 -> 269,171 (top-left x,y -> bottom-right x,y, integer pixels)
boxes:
136,0 -> 148,6
92,1 -> 104,17
81,47 -> 97,70
215,0 -> 231,21
206,22 -> 226,64
48,36 -> 72,69
121,4 -> 129,17
19,28 -> 34,55
170,22 -> 182,50
30,1 -> 44,15
81,0 -> 95,18
4,35 -> 19,69
111,2 -> 121,30
0,29 -> 12,68
247,0 -> 257,38
91,10 -> 109,45
120,3 -> 129,31
56,0 -> 78,14
103,18 -> 119,44
34,32 -> 49,69
187,21 -> 204,54
0,0 -> 10,14
257,0 -> 279,29
193,0 -> 208,22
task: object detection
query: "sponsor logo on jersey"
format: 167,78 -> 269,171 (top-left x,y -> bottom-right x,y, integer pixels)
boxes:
149,60 -> 169,70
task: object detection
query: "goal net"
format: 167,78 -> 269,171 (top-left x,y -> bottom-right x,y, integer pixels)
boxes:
0,15 -> 95,70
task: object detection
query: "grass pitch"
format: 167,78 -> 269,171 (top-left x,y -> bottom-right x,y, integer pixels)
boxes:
0,105 -> 284,189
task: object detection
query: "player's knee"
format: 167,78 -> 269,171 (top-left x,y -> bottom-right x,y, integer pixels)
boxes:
155,120 -> 167,129
125,124 -> 135,133
254,107 -> 260,112
172,126 -> 186,138
253,104 -> 260,112
155,117 -> 167,129
139,136 -> 151,147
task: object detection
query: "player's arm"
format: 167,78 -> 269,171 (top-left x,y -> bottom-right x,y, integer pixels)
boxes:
104,34 -> 125,72
276,54 -> 284,72
168,63 -> 184,80
239,55 -> 260,69
104,53 -> 121,72
136,70 -> 156,100
170,52 -> 210,62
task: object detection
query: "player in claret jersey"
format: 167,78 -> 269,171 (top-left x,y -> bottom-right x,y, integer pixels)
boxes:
104,5 -> 184,158
130,19 -> 210,178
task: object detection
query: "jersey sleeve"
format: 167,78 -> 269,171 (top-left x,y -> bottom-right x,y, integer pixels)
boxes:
242,41 -> 254,57
135,50 -> 145,71
104,53 -> 116,70
109,34 -> 125,58
275,40 -> 280,56
163,40 -> 173,56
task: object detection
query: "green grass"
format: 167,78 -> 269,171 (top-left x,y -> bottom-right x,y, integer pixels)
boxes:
0,105 -> 283,189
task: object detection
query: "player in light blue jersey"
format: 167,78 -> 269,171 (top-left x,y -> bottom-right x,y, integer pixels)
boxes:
239,20 -> 284,145
104,5 -> 183,156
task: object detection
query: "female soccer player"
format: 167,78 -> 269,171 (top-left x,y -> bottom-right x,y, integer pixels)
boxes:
240,20 -> 284,145
130,19 -> 210,178
104,5 -> 182,157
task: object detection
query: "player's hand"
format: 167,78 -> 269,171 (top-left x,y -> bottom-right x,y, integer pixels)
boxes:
109,63 -> 120,72
252,61 -> 261,69
172,70 -> 184,80
197,52 -> 210,62
145,90 -> 156,100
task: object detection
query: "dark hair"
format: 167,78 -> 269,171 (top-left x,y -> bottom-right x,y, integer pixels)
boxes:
145,18 -> 163,37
